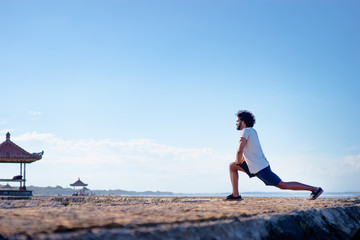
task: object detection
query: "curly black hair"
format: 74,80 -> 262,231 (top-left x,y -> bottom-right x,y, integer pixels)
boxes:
236,110 -> 256,127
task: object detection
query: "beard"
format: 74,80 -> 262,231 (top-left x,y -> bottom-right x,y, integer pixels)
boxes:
237,124 -> 241,131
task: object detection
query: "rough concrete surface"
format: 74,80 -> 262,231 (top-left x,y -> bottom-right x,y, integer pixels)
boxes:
0,196 -> 360,239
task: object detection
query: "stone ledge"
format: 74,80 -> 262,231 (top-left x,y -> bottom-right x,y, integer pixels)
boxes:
0,197 -> 359,239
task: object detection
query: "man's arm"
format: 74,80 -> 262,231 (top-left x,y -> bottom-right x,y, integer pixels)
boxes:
236,137 -> 247,164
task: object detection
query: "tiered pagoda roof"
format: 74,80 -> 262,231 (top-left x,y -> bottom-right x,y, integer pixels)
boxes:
0,132 -> 43,163
70,178 -> 88,187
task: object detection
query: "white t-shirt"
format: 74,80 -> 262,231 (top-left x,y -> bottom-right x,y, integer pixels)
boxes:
240,127 -> 269,174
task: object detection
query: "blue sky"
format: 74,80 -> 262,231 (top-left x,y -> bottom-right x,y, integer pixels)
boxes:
0,1 -> 359,193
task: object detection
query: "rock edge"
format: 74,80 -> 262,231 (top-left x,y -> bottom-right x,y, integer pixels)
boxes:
3,205 -> 360,240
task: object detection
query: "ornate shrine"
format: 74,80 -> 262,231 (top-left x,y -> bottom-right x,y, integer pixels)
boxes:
0,132 -> 43,197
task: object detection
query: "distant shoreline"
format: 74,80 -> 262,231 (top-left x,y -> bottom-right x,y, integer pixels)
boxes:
16,186 -> 360,198
2,185 -> 358,198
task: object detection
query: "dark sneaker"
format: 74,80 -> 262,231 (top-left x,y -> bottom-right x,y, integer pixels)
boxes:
310,187 -> 323,200
225,194 -> 243,201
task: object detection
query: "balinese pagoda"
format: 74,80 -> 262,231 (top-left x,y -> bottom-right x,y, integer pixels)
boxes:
70,178 -> 89,196
0,132 -> 43,197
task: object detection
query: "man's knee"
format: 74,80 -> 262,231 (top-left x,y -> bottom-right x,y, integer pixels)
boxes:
276,181 -> 286,189
229,162 -> 238,170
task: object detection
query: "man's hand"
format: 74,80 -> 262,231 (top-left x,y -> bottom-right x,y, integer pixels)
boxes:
236,152 -> 243,164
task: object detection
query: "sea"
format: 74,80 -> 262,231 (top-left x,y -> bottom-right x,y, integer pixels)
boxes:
175,192 -> 360,198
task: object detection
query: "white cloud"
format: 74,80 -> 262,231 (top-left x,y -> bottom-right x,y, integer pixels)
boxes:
316,154 -> 360,177
13,131 -> 54,141
29,111 -> 42,116
344,154 -> 360,170
13,133 -> 217,165
5,132 -> 360,192
8,132 -> 231,192
29,110 -> 42,120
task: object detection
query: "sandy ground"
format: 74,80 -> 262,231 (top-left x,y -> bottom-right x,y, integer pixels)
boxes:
0,196 -> 359,236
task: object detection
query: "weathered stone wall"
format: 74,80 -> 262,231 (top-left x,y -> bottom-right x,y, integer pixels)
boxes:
24,206 -> 360,240
1,197 -> 359,239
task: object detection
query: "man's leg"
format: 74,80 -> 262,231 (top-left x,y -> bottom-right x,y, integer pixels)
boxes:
276,181 -> 318,192
229,162 -> 246,197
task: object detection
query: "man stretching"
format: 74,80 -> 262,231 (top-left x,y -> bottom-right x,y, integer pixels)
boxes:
226,110 -> 323,201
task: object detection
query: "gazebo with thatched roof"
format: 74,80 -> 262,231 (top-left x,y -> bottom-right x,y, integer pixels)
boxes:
70,178 -> 89,196
0,132 -> 44,196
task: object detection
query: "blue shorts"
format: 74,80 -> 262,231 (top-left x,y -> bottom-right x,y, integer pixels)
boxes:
238,161 -> 282,186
